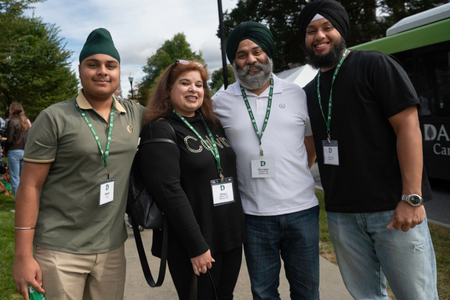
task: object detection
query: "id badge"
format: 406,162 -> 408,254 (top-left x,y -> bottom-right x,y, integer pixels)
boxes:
211,177 -> 235,206
322,140 -> 339,166
99,178 -> 115,206
250,154 -> 275,178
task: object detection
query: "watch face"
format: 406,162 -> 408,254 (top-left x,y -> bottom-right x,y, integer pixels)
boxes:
410,195 -> 421,205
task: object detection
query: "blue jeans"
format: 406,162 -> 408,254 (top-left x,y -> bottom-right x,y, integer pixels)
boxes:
327,210 -> 438,300
244,206 -> 320,300
8,149 -> 24,196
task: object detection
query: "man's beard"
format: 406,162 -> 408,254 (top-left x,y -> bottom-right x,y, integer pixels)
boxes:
305,37 -> 346,70
233,57 -> 273,91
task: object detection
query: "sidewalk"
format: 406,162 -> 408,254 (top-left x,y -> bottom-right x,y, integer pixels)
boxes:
123,225 -> 353,300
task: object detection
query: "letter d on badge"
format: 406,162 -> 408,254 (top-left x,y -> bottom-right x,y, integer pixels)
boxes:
99,178 -> 115,206
261,161 -> 266,166
322,140 -> 339,166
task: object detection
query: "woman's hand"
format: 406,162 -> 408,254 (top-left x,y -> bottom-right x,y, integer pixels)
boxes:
190,249 -> 215,276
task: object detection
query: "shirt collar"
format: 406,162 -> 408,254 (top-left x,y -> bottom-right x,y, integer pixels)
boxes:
76,89 -> 126,113
232,73 -> 283,96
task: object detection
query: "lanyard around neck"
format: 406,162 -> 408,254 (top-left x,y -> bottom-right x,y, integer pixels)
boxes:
173,110 -> 224,181
76,101 -> 115,176
240,76 -> 274,156
317,48 -> 348,142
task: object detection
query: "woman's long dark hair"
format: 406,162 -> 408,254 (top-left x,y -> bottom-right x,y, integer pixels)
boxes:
145,61 -> 218,127
9,102 -> 30,131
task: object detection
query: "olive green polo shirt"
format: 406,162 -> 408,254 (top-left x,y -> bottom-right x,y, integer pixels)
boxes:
24,91 -> 146,254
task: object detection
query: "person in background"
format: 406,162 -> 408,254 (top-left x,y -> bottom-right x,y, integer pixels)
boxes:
140,59 -> 246,299
0,114 -> 6,158
5,102 -> 29,197
297,1 -> 438,299
13,28 -> 145,300
213,21 -> 319,299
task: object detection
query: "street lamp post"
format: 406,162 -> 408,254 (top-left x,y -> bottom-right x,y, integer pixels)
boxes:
128,74 -> 134,100
217,0 -> 229,89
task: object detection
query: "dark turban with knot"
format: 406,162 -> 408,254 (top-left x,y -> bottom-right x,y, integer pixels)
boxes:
79,28 -> 120,63
297,0 -> 349,46
226,21 -> 274,65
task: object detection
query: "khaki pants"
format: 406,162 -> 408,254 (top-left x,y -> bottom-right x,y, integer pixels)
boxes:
34,245 -> 126,300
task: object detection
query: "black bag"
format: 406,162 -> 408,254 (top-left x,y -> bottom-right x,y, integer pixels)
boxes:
126,124 -> 176,287
126,137 -> 175,229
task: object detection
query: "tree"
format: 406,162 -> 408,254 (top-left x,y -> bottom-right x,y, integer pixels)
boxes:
138,33 -> 205,105
378,0 -> 446,28
218,0 -> 445,72
0,0 -> 78,121
209,65 -> 235,94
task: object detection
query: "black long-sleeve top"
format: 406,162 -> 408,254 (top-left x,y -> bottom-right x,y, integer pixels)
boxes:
139,112 -> 245,259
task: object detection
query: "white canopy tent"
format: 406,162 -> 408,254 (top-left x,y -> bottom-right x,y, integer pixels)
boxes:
275,64 -> 318,88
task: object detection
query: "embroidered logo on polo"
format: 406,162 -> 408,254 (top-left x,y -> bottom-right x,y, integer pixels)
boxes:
127,125 -> 133,133
279,103 -> 286,109
184,134 -> 231,154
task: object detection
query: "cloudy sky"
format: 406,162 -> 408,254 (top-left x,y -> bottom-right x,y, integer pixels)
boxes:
25,0 -> 239,98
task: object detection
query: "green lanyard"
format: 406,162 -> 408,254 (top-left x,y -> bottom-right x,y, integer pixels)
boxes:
173,110 -> 224,181
317,49 -> 348,142
76,101 -> 115,178
240,77 -> 274,156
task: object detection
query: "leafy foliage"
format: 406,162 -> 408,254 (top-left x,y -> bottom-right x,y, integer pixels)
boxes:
138,33 -> 205,106
209,65 -> 236,94
0,0 -> 78,121
218,0 -> 445,72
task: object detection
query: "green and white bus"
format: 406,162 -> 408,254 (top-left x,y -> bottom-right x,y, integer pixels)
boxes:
351,3 -> 450,180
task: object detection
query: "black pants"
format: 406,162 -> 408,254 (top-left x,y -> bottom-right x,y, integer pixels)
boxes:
168,246 -> 242,300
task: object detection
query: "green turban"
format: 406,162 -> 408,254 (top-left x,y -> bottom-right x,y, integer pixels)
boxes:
79,28 -> 120,63
226,21 -> 274,65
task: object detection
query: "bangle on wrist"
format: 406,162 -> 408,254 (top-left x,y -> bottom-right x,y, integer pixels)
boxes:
14,227 -> 36,230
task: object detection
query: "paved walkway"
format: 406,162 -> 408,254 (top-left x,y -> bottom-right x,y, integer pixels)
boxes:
123,224 -> 353,300
124,163 -> 352,299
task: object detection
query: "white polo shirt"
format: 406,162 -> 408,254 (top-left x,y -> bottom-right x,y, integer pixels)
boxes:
213,74 -> 318,216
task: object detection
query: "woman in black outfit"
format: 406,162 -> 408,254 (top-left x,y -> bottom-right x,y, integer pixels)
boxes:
140,60 -> 245,300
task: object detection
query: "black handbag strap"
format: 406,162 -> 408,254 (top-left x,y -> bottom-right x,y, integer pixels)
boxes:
131,120 -> 176,288
139,137 -> 176,148
189,270 -> 219,300
132,217 -> 168,287
139,119 -> 176,150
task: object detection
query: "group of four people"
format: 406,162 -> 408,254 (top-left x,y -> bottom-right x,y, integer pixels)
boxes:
13,0 -> 438,299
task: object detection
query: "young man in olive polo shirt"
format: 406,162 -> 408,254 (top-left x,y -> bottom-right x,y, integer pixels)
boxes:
13,28 -> 145,300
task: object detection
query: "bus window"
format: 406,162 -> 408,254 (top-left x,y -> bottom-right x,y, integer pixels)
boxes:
392,41 -> 450,118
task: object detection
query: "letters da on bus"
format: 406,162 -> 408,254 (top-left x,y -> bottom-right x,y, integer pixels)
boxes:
423,124 -> 450,156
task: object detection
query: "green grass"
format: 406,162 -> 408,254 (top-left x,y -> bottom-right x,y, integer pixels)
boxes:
316,189 -> 450,300
429,222 -> 450,299
316,189 -> 337,263
0,194 -> 20,300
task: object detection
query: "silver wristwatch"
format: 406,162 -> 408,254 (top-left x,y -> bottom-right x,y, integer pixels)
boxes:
401,194 -> 423,206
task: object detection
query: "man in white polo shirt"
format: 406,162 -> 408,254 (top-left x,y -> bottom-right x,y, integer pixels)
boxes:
213,21 -> 319,300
